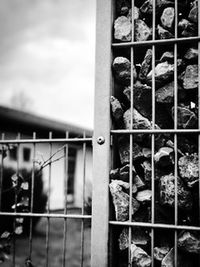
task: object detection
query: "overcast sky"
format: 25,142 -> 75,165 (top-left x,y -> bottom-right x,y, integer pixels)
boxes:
0,0 -> 96,129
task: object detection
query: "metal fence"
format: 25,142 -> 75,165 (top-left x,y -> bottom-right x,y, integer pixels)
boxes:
92,0 -> 200,266
0,133 -> 92,266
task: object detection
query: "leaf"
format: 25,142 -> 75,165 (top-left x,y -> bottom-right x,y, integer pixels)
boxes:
15,226 -> 23,235
11,174 -> 24,191
0,232 -> 11,240
21,182 -> 29,190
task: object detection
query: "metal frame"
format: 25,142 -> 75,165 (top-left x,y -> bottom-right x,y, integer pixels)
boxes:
92,0 -> 200,266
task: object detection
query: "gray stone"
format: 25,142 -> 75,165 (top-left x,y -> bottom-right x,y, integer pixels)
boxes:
161,7 -> 175,30
160,51 -> 174,63
114,16 -> 132,42
154,147 -> 174,168
127,7 -> 140,21
154,246 -> 170,261
136,190 -> 152,203
119,227 -> 149,250
178,19 -> 197,37
139,49 -> 152,81
134,19 -> 152,42
184,48 -> 198,62
110,168 -> 119,180
155,82 -> 186,104
182,65 -> 198,90
140,0 -> 153,16
161,247 -> 191,267
110,96 -> 124,126
188,0 -> 198,24
178,231 -> 200,254
178,153 -> 199,188
131,244 -> 151,267
147,60 -> 183,89
113,57 -> 137,85
171,106 -> 197,129
116,0 -> 131,16
118,136 -> 145,164
109,180 -> 140,221
160,173 -> 193,210
157,24 -> 174,39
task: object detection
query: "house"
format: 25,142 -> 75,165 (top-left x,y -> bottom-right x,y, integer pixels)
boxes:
0,105 -> 93,209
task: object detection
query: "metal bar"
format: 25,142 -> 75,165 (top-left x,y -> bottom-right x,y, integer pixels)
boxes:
109,221 -> 200,231
174,1 -> 178,265
0,212 -> 92,219
112,36 -> 200,47
13,133 -> 20,267
0,138 -> 92,145
198,0 -> 200,230
62,132 -> 69,267
80,132 -> 86,267
111,129 -> 200,134
151,0 -> 156,264
45,132 -> 52,267
28,132 -> 36,260
0,133 -> 5,211
91,0 -> 112,266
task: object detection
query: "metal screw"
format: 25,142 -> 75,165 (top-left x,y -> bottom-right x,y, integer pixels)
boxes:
97,136 -> 105,145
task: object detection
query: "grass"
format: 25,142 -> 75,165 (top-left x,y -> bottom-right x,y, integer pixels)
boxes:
2,209 -> 91,267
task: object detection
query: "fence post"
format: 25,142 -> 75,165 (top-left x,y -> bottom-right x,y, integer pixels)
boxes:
91,0 -> 112,266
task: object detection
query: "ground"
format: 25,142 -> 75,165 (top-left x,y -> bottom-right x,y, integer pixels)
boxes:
2,210 -> 91,267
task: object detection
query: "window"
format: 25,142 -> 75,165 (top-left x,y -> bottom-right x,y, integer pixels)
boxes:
67,147 -> 76,195
23,147 -> 31,162
9,146 -> 17,161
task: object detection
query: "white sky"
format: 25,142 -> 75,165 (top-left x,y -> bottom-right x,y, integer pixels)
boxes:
0,0 -> 96,129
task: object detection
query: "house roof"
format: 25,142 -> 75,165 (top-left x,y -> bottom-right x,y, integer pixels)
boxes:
0,105 -> 93,138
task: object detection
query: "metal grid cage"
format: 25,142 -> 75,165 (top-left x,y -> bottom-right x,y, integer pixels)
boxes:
0,132 -> 92,267
92,0 -> 200,266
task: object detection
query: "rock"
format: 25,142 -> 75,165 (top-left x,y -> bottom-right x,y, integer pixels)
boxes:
184,48 -> 198,62
119,227 -> 149,250
188,0 -> 198,24
116,0 -> 131,16
123,83 -> 152,120
161,247 -> 192,267
140,0 -> 153,16
114,16 -> 132,42
119,164 -> 146,190
109,180 -> 140,221
110,96 -> 124,127
110,168 -> 119,180
134,19 -> 152,42
142,148 -> 151,159
131,244 -> 151,267
118,136 -> 145,165
136,190 -> 152,203
139,49 -> 152,81
142,161 -> 152,182
154,147 -> 174,168
160,51 -> 174,63
155,82 -> 186,104
157,24 -> 174,39
127,7 -> 140,21
147,60 -> 183,89
171,106 -> 197,129
178,231 -> 200,254
113,57 -> 137,85
178,153 -> 199,188
160,173 -> 193,210
181,65 -> 198,90
160,7 -> 175,30
154,246 -> 170,261
177,136 -> 198,154
178,19 -> 197,37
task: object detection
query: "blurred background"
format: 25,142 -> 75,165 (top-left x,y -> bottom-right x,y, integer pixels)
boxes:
0,0 -> 96,129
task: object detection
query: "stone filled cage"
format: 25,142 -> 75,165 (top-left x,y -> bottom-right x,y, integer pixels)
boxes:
92,0 -> 200,266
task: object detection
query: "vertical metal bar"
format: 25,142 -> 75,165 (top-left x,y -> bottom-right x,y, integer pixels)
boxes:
151,0 -> 156,265
128,1 -> 135,265
91,0 -> 112,266
174,1 -> 178,266
29,132 -> 36,260
13,133 -> 20,267
62,132 -> 69,267
198,2 -> 200,265
0,133 -> 5,211
45,132 -> 52,267
80,132 -> 87,267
